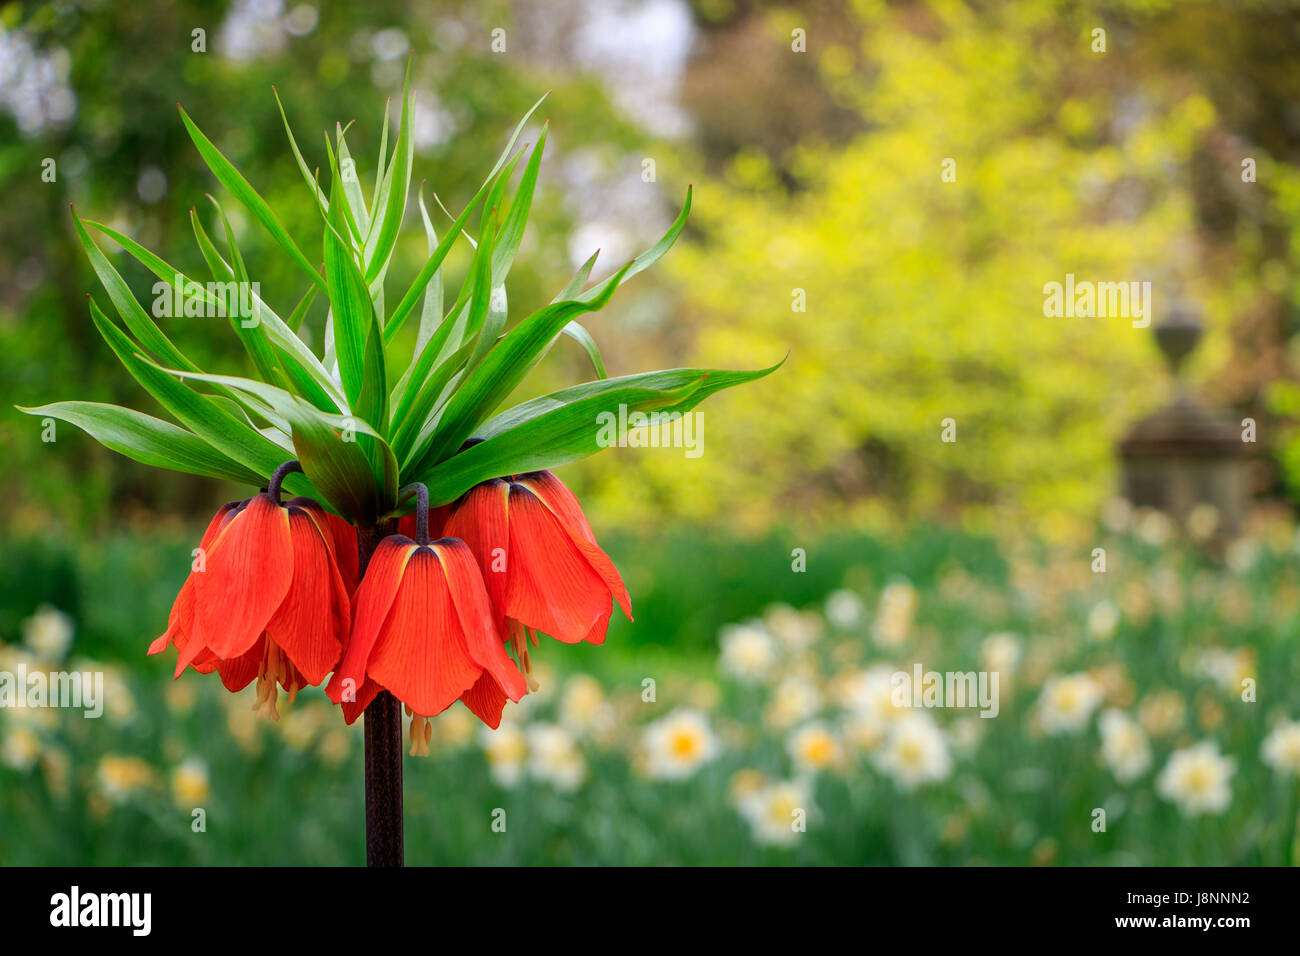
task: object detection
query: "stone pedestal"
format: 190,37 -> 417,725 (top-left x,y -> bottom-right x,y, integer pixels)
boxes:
1117,302 -> 1252,538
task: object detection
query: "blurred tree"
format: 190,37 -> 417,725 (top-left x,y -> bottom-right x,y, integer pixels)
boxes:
570,0 -> 1300,536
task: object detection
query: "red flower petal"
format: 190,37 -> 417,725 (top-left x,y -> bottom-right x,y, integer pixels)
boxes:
264,508 -> 349,686
340,677 -> 382,725
519,473 -> 631,621
321,510 -> 360,595
151,501 -> 240,658
216,640 -> 261,692
505,486 -> 613,643
436,539 -> 526,701
460,673 -> 509,728
326,537 -> 416,705
195,494 -> 293,661
150,575 -> 193,656
173,613 -> 217,677
444,479 -> 510,632
582,604 -> 613,647
517,471 -> 596,542
366,547 -> 482,717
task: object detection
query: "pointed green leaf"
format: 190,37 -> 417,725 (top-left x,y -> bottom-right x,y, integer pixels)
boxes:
17,401 -> 262,484
383,92 -> 549,344
178,104 -> 326,292
183,211 -> 345,411
273,86 -> 329,212
336,122 -> 371,238
559,320 -> 607,378
86,297 -> 304,486
416,376 -> 708,506
412,261 -> 633,472
323,171 -> 384,414
140,361 -> 398,522
490,124 -> 547,284
71,208 -> 198,374
475,359 -> 785,440
576,186 -> 692,303
554,248 -> 600,302
363,64 -> 413,283
205,195 -> 284,383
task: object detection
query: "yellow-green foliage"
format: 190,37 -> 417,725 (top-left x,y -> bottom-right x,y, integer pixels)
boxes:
584,0 -> 1232,536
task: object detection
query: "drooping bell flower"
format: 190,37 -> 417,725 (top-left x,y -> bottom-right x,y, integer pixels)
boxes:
326,483 -> 526,749
149,499 -> 241,682
443,469 -> 631,685
150,461 -> 351,718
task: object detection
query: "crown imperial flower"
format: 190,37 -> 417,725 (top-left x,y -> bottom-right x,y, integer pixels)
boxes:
22,81 -> 775,864
328,484 -> 527,750
445,470 -> 631,686
151,462 -> 351,717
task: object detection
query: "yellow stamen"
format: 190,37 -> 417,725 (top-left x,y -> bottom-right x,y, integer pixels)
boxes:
409,714 -> 431,757
508,620 -> 540,692
251,640 -> 304,722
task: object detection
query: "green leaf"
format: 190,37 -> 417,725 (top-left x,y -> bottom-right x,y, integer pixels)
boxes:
284,278 -> 318,333
457,207 -> 502,374
412,183 -> 445,358
369,97 -> 392,223
490,123 -> 547,284
417,149 -> 522,371
392,339 -> 476,467
336,122 -> 371,239
140,361 -> 398,522
16,401 -> 262,484
178,104 -> 326,292
416,377 -> 709,506
415,357 -> 782,505
321,128 -> 366,250
86,298 -> 305,487
70,208 -> 199,374
554,248 -> 600,302
363,63 -> 413,283
474,359 -> 785,439
323,170 -> 384,415
177,212 -> 345,411
414,261 -> 634,472
383,92 -> 549,344
576,186 -> 692,303
205,195 -> 284,384
389,298 -> 473,460
558,320 -> 608,378
272,86 -> 329,213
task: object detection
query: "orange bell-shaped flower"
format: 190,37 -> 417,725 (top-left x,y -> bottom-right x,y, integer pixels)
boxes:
149,461 -> 350,718
445,469 -> 631,651
327,483 -> 526,746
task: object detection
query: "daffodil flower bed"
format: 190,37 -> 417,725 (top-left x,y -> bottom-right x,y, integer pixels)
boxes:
3,515 -> 1300,865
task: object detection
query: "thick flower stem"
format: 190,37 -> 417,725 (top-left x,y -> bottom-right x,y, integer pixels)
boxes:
358,520 -> 403,867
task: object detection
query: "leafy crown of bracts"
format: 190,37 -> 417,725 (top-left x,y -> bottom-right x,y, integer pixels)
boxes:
19,64 -> 779,522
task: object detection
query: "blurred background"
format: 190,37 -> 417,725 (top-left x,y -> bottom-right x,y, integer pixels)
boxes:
3,0 -> 1300,864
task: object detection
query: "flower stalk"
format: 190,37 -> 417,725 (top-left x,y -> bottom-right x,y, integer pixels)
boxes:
357,518 -> 403,867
